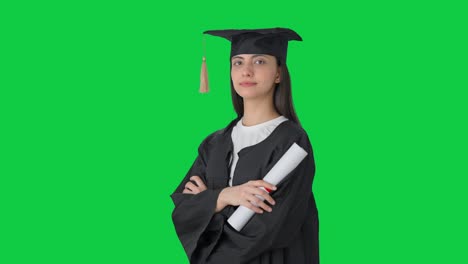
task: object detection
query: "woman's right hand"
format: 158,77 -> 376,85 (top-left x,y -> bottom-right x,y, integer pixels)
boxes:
216,180 -> 277,213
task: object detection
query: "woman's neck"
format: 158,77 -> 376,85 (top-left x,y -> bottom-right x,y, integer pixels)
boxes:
242,96 -> 280,126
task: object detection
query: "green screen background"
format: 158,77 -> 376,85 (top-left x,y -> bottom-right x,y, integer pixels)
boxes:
1,1 -> 466,263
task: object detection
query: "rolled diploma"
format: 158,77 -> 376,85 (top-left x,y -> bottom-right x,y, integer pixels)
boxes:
227,142 -> 308,231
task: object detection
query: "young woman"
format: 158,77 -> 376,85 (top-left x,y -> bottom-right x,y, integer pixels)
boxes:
171,28 -> 319,264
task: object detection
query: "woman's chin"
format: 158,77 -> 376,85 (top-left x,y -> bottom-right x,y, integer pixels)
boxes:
235,87 -> 261,99
238,92 -> 260,100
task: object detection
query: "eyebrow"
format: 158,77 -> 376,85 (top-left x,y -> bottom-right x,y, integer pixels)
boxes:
231,54 -> 268,60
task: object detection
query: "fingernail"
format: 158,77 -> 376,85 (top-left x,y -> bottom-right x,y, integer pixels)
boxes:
273,186 -> 277,190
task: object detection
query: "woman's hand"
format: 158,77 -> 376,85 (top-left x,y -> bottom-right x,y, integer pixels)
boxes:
182,176 -> 207,194
216,180 -> 277,214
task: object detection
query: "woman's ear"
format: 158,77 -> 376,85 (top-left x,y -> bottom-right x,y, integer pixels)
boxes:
275,67 -> 281,83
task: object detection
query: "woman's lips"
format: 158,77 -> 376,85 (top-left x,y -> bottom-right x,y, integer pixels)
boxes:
240,82 -> 257,87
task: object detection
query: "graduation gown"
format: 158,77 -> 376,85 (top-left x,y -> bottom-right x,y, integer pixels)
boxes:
170,117 -> 319,264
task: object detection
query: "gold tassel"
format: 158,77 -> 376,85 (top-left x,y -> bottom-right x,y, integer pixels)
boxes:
199,56 -> 209,93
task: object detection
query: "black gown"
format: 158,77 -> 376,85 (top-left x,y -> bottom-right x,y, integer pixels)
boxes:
170,117 -> 319,264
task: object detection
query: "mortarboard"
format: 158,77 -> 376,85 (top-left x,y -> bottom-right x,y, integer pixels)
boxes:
199,27 -> 303,93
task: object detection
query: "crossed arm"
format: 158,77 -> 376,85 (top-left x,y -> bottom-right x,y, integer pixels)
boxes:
182,176 -> 277,214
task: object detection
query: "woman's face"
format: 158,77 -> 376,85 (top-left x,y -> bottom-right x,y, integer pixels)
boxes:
231,54 -> 280,100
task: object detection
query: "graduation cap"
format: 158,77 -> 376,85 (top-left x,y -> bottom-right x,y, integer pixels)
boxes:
199,27 -> 303,93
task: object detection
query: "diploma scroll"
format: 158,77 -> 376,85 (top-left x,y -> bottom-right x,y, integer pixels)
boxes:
227,142 -> 308,231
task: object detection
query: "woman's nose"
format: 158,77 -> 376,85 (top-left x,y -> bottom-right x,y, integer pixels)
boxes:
241,64 -> 253,77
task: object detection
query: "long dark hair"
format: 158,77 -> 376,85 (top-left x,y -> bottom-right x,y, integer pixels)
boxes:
230,59 -> 301,126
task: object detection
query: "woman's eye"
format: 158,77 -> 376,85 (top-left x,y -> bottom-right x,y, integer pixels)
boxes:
233,61 -> 242,66
255,59 -> 265,64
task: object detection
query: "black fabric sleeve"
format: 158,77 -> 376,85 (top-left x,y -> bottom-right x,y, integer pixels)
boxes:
170,133 -> 226,262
